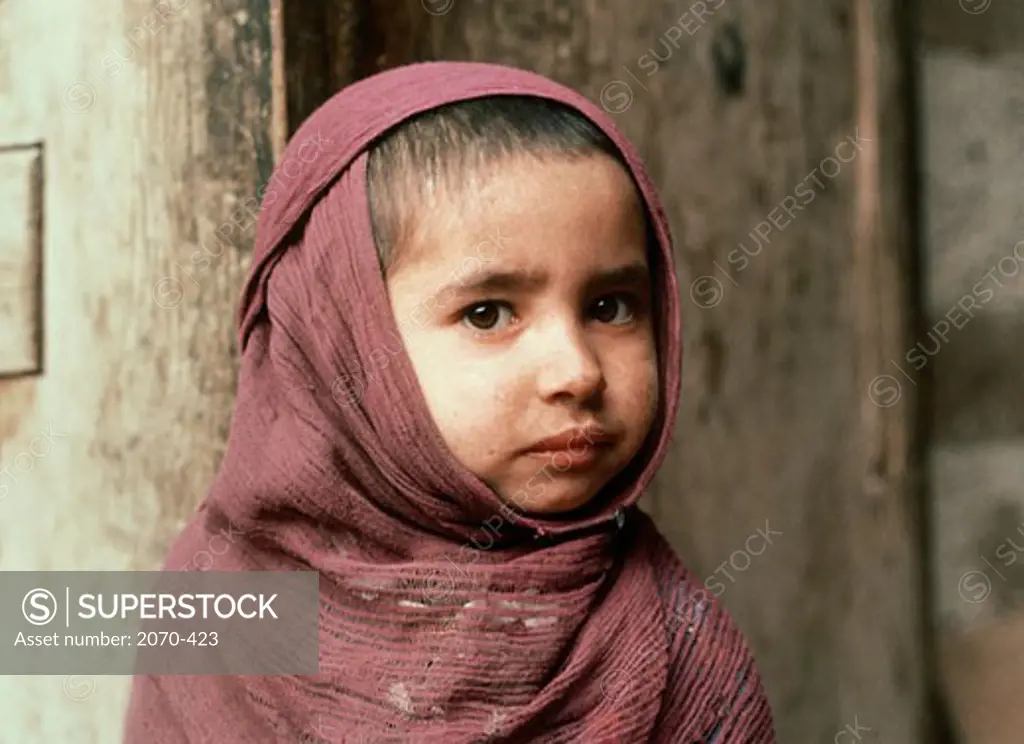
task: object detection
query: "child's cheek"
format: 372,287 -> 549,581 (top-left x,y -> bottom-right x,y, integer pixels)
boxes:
609,343 -> 659,433
440,362 -> 515,447
635,364 -> 660,428
611,339 -> 656,392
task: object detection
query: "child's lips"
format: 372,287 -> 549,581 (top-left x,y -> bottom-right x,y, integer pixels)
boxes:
524,444 -> 611,470
522,427 -> 617,470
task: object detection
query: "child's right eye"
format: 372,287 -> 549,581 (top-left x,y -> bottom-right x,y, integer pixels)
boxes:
461,301 -> 515,333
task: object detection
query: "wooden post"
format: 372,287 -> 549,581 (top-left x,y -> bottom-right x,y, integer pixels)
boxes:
0,0 -> 274,739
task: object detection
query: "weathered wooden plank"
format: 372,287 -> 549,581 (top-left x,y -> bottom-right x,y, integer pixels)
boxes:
269,0 -> 288,159
849,0 -> 935,739
0,0 -> 274,740
274,0 -> 363,134
0,144 -> 43,377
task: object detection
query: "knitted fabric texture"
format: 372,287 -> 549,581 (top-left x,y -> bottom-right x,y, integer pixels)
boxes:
122,61 -> 776,743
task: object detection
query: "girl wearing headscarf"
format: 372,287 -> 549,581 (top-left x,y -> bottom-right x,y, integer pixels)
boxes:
123,61 -> 776,743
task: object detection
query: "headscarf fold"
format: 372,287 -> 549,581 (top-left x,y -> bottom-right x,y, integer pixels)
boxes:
123,61 -> 774,743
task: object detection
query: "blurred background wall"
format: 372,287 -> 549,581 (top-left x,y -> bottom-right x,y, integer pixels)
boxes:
0,0 -> 1019,742
920,4 -> 1024,744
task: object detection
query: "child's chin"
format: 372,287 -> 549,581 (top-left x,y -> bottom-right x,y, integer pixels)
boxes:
511,484 -> 602,516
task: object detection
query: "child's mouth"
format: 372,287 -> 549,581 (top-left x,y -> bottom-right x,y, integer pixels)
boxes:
522,426 -> 617,470
523,444 -> 613,471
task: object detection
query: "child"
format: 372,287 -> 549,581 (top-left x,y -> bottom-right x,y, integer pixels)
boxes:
123,61 -> 776,743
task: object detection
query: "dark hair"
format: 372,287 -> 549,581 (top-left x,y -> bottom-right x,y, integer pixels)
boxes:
365,95 -> 628,273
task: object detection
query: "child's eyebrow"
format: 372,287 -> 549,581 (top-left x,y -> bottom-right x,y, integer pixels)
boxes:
583,262 -> 651,294
432,261 -> 651,306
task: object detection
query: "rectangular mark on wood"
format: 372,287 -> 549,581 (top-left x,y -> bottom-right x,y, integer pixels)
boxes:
0,142 -> 44,377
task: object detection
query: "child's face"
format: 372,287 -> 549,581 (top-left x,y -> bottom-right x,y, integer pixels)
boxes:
385,153 -> 658,514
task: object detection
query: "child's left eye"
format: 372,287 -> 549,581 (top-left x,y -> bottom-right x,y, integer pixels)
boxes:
590,294 -> 636,325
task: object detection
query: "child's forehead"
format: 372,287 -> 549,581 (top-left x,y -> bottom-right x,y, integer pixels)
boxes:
417,152 -> 639,210
400,226 -> 648,275
397,245 -> 652,299
386,155 -> 650,282
413,169 -> 644,241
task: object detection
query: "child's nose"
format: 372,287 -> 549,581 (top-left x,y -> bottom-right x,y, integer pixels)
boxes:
534,328 -> 606,403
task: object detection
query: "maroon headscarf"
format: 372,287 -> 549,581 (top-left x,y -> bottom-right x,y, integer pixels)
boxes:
123,61 -> 775,743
